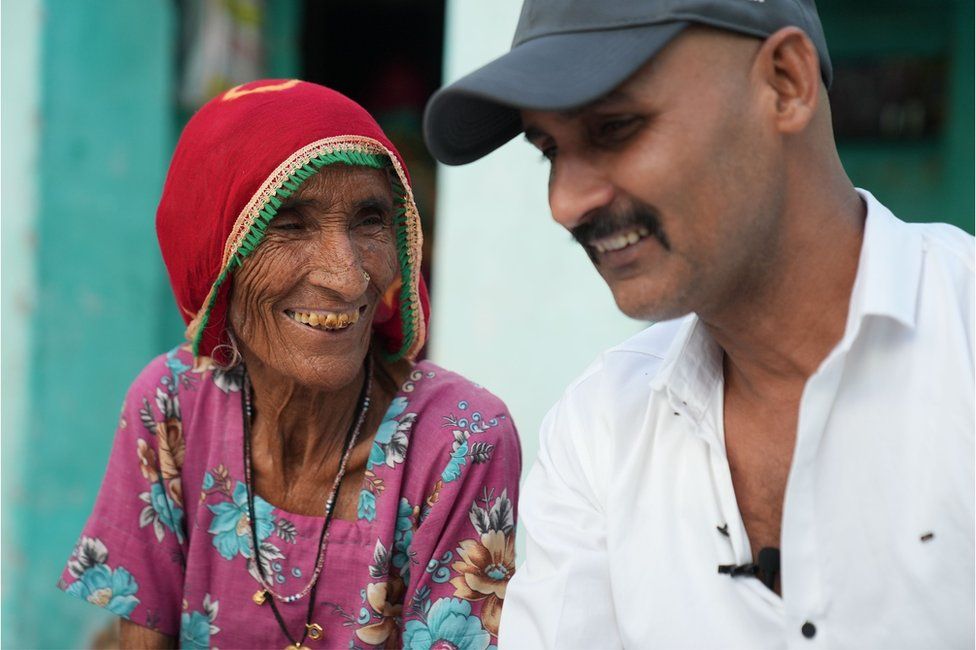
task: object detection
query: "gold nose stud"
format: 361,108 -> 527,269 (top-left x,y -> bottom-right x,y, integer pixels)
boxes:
363,271 -> 371,284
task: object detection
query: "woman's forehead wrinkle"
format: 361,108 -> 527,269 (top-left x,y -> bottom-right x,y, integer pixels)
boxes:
280,174 -> 393,217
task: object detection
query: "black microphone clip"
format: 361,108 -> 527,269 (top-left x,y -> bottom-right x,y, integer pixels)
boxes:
718,547 -> 780,591
717,562 -> 759,577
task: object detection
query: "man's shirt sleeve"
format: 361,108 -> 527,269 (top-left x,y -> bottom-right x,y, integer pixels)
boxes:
498,392 -> 623,649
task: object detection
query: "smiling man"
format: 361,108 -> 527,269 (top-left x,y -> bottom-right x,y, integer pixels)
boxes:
424,0 -> 975,647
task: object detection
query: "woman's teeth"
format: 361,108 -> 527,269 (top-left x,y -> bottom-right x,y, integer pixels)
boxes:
286,309 -> 360,331
591,227 -> 651,254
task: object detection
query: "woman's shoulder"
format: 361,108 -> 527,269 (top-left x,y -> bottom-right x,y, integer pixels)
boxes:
390,361 -> 520,477
394,362 -> 517,441
400,360 -> 512,416
123,343 -> 244,411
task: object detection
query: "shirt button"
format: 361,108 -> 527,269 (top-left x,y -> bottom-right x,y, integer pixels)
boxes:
801,622 -> 817,639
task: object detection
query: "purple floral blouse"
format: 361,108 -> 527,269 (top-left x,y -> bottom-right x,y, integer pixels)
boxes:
58,345 -> 521,649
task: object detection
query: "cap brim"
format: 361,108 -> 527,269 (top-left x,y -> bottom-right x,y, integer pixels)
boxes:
424,21 -> 688,166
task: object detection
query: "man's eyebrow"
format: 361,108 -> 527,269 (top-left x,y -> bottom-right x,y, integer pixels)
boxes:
522,89 -> 637,142
563,90 -> 633,117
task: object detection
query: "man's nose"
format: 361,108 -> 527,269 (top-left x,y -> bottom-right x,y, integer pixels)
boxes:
305,232 -> 368,302
548,156 -> 615,230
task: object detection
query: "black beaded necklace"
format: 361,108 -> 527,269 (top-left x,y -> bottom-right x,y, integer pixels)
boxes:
241,356 -> 372,649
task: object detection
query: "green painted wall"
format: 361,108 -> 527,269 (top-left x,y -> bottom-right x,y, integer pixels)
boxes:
1,1 -> 304,646
820,0 -> 974,233
3,1 -> 175,647
1,0 -> 43,642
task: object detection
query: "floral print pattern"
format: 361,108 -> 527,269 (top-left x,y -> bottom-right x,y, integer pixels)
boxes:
59,348 -> 520,647
403,598 -> 493,650
450,491 -> 516,635
180,594 -> 220,650
64,537 -> 140,617
207,480 -> 275,560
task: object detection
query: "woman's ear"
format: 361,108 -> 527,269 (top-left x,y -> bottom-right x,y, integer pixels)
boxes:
752,27 -> 822,134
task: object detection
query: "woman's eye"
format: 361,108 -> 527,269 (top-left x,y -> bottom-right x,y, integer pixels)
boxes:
357,211 -> 387,228
269,216 -> 304,231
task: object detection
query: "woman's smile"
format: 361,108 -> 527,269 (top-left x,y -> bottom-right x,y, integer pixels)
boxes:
283,305 -> 367,332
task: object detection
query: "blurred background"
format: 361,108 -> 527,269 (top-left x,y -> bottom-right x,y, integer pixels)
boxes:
1,0 -> 972,647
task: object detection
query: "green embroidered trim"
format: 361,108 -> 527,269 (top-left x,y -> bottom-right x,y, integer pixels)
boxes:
386,174 -> 416,361
192,148 -> 421,360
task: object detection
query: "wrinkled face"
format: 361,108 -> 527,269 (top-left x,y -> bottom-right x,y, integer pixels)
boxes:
229,164 -> 399,390
522,28 -> 786,321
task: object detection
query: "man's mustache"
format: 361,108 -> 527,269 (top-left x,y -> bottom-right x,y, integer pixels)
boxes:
570,204 -> 671,263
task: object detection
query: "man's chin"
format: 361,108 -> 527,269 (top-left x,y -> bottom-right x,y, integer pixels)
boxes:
612,293 -> 691,323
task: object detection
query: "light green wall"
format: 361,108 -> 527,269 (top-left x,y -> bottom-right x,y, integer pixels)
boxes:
432,1 -> 644,565
3,1 -> 176,647
1,0 -> 42,640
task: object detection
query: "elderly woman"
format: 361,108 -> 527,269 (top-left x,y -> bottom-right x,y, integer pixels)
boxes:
58,80 -> 520,649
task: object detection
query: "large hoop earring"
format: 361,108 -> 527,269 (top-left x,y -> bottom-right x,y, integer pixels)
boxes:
211,329 -> 243,370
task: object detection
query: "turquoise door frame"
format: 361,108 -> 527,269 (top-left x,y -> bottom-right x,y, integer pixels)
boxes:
3,1 -> 175,647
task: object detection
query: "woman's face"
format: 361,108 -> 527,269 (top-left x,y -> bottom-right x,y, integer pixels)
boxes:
229,164 -> 399,391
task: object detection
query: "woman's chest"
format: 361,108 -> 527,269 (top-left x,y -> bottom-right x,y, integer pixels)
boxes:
180,492 -> 399,649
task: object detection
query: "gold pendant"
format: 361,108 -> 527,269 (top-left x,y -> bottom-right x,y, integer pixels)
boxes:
286,645 -> 310,650
252,589 -> 267,605
306,623 -> 324,640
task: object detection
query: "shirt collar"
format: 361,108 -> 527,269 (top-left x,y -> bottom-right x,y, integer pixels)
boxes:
649,316 -> 722,423
651,189 -> 922,412
844,188 -> 922,338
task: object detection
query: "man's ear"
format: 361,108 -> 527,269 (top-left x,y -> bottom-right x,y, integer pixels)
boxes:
752,27 -> 821,134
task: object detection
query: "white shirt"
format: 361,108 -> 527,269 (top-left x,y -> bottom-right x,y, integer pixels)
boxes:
500,191 -> 975,649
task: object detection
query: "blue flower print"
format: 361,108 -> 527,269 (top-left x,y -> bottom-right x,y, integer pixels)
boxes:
358,489 -> 377,522
441,440 -> 469,483
403,598 -> 491,650
393,499 -> 415,579
378,397 -> 409,442
367,397 -> 411,470
65,564 -> 140,617
180,611 -> 211,649
149,483 -> 185,542
367,441 -> 388,469
164,347 -> 193,391
207,481 -> 274,560
181,594 -> 220,649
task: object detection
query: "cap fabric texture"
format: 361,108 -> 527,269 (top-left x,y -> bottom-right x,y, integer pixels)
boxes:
424,0 -> 833,165
156,79 -> 429,363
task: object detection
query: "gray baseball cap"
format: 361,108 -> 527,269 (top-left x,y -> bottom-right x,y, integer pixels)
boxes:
424,0 -> 832,165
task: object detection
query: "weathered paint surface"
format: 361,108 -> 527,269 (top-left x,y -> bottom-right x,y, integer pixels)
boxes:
1,0 -> 43,641
4,1 -> 176,647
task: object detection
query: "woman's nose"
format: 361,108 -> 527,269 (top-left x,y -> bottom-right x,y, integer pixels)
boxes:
548,156 -> 615,230
305,232 -> 368,301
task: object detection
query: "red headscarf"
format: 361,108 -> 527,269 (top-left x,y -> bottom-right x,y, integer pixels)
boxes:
156,80 -> 429,363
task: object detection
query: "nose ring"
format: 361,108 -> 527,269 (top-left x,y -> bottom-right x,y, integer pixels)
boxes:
363,271 -> 371,284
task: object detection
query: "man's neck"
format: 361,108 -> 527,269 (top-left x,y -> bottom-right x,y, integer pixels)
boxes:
703,185 -> 866,401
